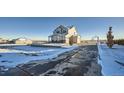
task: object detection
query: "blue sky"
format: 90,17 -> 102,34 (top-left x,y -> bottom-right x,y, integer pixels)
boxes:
0,17 -> 124,40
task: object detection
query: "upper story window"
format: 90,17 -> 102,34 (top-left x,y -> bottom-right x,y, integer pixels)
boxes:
53,25 -> 68,35
56,31 -> 59,33
63,30 -> 66,33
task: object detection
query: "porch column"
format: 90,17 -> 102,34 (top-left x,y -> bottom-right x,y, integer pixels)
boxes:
48,36 -> 51,42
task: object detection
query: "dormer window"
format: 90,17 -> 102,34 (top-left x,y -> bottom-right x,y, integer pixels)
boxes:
56,31 -> 59,33
63,30 -> 66,33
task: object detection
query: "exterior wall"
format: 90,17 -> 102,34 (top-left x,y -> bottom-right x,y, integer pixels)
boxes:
68,27 -> 77,36
65,37 -> 69,44
65,33 -> 81,45
77,35 -> 81,44
15,40 -> 32,44
0,39 -> 8,44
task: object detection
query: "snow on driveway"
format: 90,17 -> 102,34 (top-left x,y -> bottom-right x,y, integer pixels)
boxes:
98,44 -> 124,76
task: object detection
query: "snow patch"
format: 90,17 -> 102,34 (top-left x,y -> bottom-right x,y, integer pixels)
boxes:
0,45 -> 77,69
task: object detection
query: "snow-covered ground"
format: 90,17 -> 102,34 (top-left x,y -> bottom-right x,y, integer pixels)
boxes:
40,43 -> 66,46
98,44 -> 124,76
0,45 -> 77,69
32,43 -> 77,48
0,44 -> 27,46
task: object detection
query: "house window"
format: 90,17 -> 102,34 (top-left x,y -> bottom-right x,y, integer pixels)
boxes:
63,30 -> 66,33
56,31 -> 59,33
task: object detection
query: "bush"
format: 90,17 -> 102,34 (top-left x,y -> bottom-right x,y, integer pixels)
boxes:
114,39 -> 124,45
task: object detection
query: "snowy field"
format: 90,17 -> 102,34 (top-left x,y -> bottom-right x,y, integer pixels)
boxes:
0,45 -> 77,69
98,44 -> 124,76
33,43 -> 66,47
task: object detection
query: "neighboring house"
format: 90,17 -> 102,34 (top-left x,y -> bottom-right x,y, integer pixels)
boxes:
48,25 -> 81,45
0,38 -> 8,44
12,37 -> 32,44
